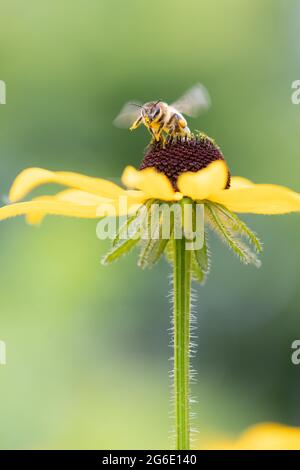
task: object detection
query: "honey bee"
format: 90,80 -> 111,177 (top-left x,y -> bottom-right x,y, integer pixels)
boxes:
114,83 -> 211,143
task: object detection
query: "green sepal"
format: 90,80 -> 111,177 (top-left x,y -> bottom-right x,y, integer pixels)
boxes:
164,239 -> 174,266
213,202 -> 262,253
112,214 -> 138,248
138,202 -> 173,269
138,236 -> 169,269
101,201 -> 152,265
190,251 -> 204,283
194,235 -> 209,273
205,203 -> 261,268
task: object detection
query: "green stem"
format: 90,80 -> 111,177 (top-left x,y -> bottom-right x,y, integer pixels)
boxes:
173,236 -> 192,450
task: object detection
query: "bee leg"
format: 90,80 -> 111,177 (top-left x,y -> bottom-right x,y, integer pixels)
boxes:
160,132 -> 167,148
148,127 -> 157,144
177,120 -> 191,140
149,123 -> 165,144
167,129 -> 176,143
130,116 -> 143,131
178,118 -> 187,129
185,127 -> 192,140
177,119 -> 189,138
166,113 -> 181,141
166,133 -> 173,144
155,122 -> 165,142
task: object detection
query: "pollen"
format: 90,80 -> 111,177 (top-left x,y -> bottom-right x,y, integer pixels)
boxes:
139,133 -> 231,190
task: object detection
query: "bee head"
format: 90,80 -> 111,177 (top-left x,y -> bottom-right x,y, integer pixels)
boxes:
142,101 -> 162,123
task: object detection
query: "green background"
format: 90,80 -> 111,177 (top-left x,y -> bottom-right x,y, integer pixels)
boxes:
0,0 -> 300,449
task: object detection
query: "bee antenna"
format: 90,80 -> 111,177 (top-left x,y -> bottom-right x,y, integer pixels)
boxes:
129,103 -> 144,109
154,100 -> 161,105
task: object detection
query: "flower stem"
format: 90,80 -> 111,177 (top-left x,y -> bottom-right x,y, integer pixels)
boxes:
173,236 -> 192,450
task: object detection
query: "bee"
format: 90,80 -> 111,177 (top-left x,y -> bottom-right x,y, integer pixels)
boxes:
114,83 -> 211,143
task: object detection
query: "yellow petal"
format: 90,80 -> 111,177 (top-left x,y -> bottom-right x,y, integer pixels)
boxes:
121,166 -> 182,201
236,423 -> 300,450
0,200 -> 100,221
177,160 -> 228,200
25,190 -> 111,225
94,190 -> 146,217
14,189 -> 146,225
95,197 -> 143,217
230,176 -> 254,189
205,423 -> 300,450
210,184 -> 300,214
9,168 -> 125,202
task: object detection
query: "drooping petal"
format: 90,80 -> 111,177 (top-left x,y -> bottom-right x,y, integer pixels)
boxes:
177,160 -> 228,200
121,166 -> 182,201
25,190 -> 112,225
210,184 -> 300,214
0,200 -> 100,221
9,168 -> 126,202
0,192 -> 146,223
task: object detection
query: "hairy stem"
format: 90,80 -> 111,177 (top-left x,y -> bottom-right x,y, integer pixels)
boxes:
173,237 -> 192,450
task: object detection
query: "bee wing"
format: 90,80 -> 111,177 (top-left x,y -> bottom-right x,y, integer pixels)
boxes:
113,101 -> 143,128
171,83 -> 211,118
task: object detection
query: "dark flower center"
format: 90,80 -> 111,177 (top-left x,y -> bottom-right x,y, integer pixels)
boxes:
139,133 -> 231,190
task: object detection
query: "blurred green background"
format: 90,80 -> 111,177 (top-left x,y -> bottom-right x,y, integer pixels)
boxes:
0,0 -> 300,449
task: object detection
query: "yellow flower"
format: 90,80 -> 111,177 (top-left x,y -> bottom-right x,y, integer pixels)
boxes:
1,133 -> 299,450
1,135 -> 300,224
203,423 -> 300,450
